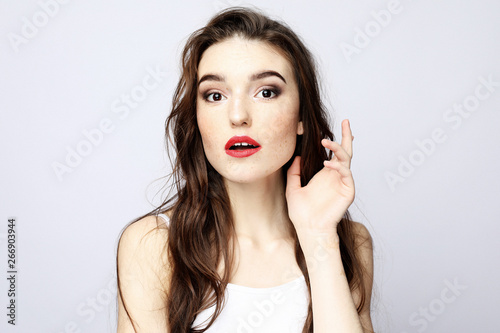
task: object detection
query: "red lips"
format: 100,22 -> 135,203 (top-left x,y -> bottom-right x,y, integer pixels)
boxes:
224,135 -> 261,150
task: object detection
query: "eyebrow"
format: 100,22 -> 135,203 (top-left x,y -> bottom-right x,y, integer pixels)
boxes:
197,70 -> 287,87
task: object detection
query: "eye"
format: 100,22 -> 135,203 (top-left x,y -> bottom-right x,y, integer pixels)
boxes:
205,92 -> 226,102
256,88 -> 279,99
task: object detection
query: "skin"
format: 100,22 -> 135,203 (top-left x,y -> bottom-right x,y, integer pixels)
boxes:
117,36 -> 374,333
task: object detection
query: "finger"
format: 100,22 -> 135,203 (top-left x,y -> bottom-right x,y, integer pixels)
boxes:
322,139 -> 351,166
341,119 -> 353,158
286,156 -> 302,194
323,160 -> 355,188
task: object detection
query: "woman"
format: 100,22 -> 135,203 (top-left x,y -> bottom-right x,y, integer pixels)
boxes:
117,7 -> 374,333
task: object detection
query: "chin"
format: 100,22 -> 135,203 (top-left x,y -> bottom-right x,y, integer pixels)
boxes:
222,165 -> 286,185
206,151 -> 292,184
218,168 -> 263,184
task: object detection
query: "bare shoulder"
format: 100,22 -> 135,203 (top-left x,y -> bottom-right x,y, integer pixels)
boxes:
117,215 -> 171,332
118,214 -> 171,288
119,215 -> 170,263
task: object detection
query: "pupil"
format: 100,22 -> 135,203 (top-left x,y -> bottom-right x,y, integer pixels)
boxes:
213,93 -> 221,101
263,90 -> 271,98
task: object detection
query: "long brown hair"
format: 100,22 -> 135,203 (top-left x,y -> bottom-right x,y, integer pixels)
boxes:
117,6 -> 368,332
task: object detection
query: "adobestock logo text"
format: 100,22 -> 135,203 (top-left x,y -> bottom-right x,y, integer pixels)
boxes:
8,0 -> 72,53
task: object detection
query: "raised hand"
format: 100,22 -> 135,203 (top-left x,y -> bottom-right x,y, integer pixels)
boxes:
285,119 -> 355,237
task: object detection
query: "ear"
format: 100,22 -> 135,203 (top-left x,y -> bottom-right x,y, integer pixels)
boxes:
297,121 -> 304,135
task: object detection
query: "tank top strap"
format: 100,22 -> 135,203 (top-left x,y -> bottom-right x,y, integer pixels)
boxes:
157,213 -> 170,226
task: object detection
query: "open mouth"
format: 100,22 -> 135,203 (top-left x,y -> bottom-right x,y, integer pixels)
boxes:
229,143 -> 260,150
225,135 -> 261,150
225,135 -> 262,158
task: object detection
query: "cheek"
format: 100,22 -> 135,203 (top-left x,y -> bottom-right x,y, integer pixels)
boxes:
276,121 -> 298,151
260,117 -> 298,165
260,107 -> 299,148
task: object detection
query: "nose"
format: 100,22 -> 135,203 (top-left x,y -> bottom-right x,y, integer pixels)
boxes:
228,94 -> 251,127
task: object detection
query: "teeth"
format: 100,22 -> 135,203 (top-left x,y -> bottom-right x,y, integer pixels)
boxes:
234,142 -> 250,147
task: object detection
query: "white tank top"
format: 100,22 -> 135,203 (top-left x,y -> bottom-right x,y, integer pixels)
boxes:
158,213 -> 310,332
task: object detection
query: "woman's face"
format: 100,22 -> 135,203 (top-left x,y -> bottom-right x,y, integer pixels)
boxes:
196,36 -> 303,183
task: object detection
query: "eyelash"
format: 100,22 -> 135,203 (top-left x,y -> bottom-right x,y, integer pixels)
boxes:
202,87 -> 281,102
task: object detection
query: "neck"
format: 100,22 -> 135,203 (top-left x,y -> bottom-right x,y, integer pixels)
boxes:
223,169 -> 295,246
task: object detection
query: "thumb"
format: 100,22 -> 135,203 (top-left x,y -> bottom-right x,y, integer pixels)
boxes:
286,156 -> 302,194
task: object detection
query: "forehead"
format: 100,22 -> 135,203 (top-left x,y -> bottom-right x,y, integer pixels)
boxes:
198,37 -> 294,80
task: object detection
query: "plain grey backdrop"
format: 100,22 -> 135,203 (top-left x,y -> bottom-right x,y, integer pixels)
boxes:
1,0 -> 499,332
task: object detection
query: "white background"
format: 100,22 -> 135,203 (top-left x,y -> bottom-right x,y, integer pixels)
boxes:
1,0 -> 499,332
